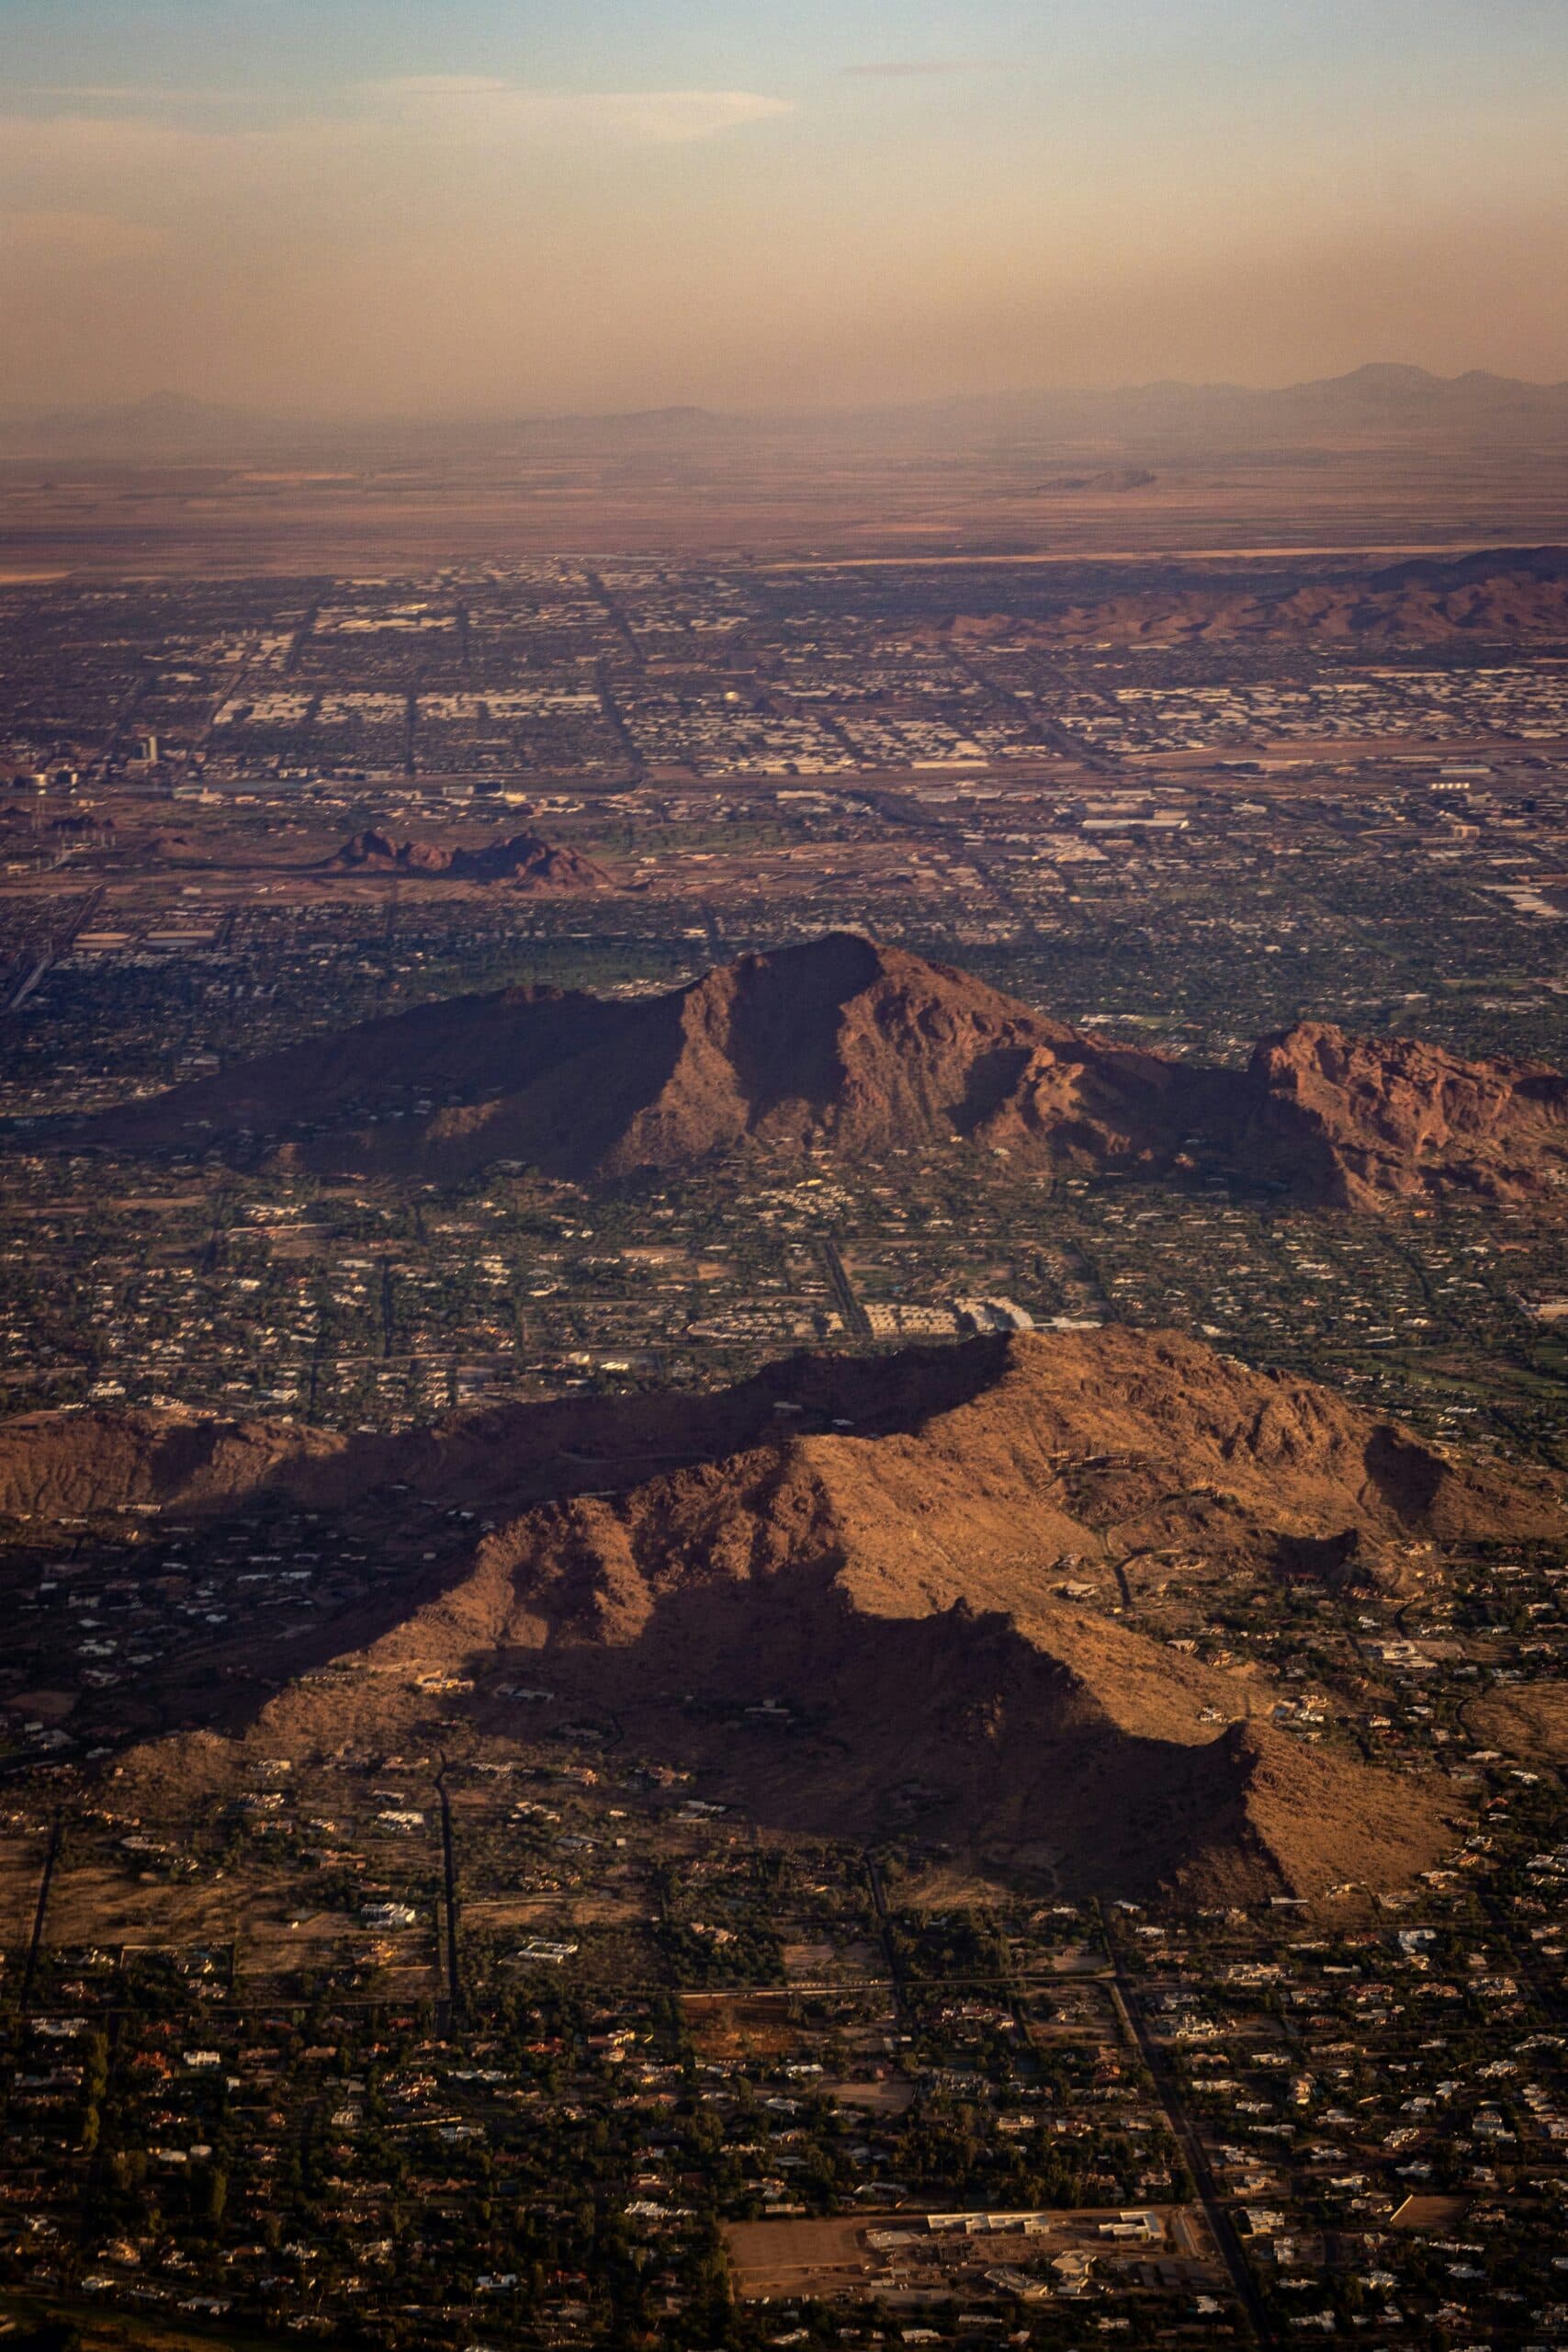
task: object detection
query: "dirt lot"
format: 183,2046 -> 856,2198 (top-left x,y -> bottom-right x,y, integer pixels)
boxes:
816,2075 -> 914,2113
780,1931 -> 886,1984
726,2204 -> 1218,2302
45,1862 -> 237,1953
682,1990 -> 808,2061
725,2215 -> 876,2300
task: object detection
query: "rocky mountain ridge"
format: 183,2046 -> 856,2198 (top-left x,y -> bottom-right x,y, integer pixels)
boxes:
85,933 -> 1568,1208
56,1327 -> 1563,1900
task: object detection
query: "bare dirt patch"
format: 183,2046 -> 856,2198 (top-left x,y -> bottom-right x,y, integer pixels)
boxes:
1468,1680 -> 1568,1766
725,2215 -> 877,2299
817,2075 -> 914,2113
682,1991 -> 805,2061
46,1865 -> 236,1952
0,1833 -> 48,1948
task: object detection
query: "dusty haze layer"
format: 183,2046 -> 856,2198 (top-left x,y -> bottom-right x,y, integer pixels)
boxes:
4,2 -> 1567,415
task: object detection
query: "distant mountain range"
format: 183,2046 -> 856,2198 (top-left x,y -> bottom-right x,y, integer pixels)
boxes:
5,365 -> 1567,459
0,390 -> 748,460
85,932 -> 1568,1209
0,389 -> 285,458
873,362 -> 1568,444
945,546 -> 1568,647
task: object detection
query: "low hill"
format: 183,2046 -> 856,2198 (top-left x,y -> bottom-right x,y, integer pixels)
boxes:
328,830 -> 613,888
82,933 -> 1568,1207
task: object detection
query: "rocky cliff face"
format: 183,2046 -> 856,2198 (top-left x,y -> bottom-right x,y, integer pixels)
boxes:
1241,1021 -> 1568,1206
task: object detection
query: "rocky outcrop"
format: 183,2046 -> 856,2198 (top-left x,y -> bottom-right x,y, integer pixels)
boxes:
329,830 -> 613,888
1240,1022 -> 1568,1205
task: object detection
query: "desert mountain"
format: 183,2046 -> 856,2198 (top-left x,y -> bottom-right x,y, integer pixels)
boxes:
328,829 -> 613,888
82,932 -> 1204,1177
83,933 -> 1568,1207
0,390 -> 278,458
79,1328 -> 1564,1900
945,547 -> 1568,649
1237,1023 -> 1568,1208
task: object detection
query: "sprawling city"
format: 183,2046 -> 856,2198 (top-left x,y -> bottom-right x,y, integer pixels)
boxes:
2,5 -> 1567,2352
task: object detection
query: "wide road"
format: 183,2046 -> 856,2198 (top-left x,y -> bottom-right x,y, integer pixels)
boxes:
1101,1913 -> 1275,2346
434,1763 -> 462,2030
818,1236 -> 872,1340
6,886 -> 105,1012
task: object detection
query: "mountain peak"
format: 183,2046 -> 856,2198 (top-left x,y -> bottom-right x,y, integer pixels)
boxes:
85,933 -> 1568,1206
1328,361 -> 1445,390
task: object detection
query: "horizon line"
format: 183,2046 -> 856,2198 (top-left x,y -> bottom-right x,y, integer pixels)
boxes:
5,359 -> 1568,433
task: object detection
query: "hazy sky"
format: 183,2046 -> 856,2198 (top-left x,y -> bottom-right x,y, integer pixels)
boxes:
2,0 -> 1566,414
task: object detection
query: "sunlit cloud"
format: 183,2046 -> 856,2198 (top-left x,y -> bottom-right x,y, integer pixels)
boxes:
18,86 -> 243,103
362,76 -> 514,98
841,61 -> 1002,78
356,77 -> 795,143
